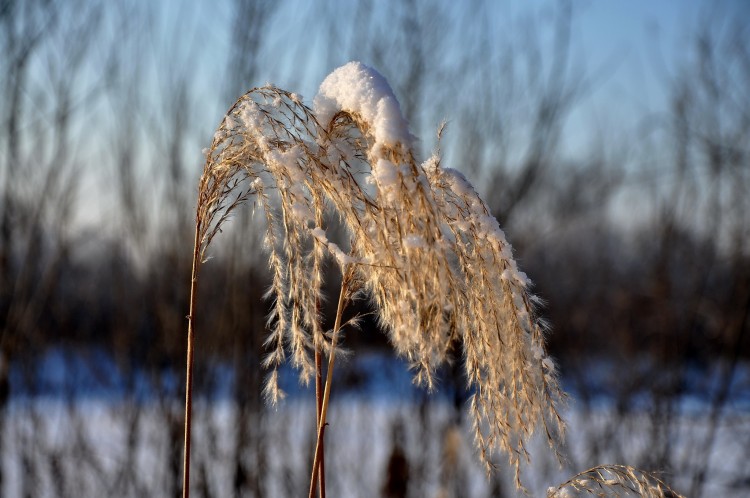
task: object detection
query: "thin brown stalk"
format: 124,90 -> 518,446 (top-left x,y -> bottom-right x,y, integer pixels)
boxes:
314,349 -> 326,497
182,221 -> 202,498
308,267 -> 351,498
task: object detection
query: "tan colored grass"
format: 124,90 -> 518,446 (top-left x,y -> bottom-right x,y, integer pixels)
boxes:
186,66 -> 566,494
548,464 -> 686,498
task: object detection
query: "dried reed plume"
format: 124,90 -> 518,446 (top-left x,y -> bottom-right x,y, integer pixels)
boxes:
183,62 -> 565,495
547,464 -> 686,498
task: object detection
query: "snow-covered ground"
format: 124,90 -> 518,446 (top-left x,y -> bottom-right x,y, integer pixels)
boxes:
3,351 -> 749,497
4,395 -> 749,496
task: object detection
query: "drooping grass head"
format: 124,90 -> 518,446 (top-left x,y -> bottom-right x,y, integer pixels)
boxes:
195,61 -> 565,489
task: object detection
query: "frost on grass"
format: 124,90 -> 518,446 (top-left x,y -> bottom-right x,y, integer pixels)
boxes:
194,61 -> 565,490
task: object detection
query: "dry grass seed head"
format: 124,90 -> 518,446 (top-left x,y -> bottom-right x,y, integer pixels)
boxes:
547,464 -> 686,498
195,62 -> 565,489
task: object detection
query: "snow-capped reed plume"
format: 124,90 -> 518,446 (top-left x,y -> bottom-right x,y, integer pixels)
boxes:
184,61 -> 564,495
548,465 -> 686,498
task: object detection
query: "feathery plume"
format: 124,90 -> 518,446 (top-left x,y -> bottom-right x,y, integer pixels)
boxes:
548,464 -> 686,498
192,61 -> 565,488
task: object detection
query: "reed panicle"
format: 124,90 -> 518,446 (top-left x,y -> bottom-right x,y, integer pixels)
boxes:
548,464 -> 686,498
186,61 -> 566,494
187,62 -> 684,498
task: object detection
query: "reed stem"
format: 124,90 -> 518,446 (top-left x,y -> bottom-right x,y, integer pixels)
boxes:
182,222 -> 202,498
308,268 -> 350,498
314,347 -> 326,498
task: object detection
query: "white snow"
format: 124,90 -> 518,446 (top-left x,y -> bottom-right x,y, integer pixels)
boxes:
5,394 -> 746,498
373,158 -> 400,188
328,242 -> 354,266
403,234 -> 426,249
239,100 -> 263,130
310,227 -> 327,241
421,154 -> 440,175
310,226 -> 354,266
269,146 -> 304,176
250,177 -> 264,191
532,345 -> 545,360
314,61 -> 414,151
442,168 -> 476,200
290,201 -> 314,224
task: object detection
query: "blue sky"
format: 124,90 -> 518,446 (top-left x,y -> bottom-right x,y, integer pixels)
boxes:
148,0 -> 745,129
49,0 -> 747,231
198,0 -> 745,157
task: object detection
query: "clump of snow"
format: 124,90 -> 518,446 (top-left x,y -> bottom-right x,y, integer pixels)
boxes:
547,487 -> 574,498
290,202 -> 314,224
224,115 -> 238,130
373,158 -> 400,188
310,227 -> 327,241
501,267 -> 528,288
310,226 -> 355,267
371,158 -> 402,202
329,243 -> 355,267
403,234 -> 426,249
269,145 -> 304,175
442,168 -> 476,201
532,345 -> 545,360
314,61 -> 414,151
